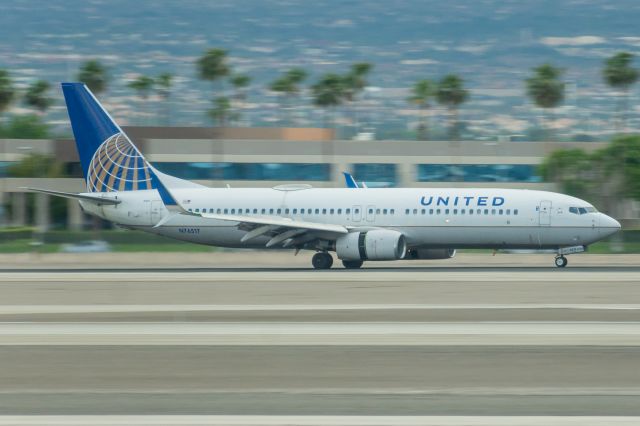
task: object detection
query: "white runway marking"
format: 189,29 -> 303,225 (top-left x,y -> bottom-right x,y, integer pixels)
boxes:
0,416 -> 639,426
1,303 -> 640,315
2,270 -> 639,282
1,322 -> 639,345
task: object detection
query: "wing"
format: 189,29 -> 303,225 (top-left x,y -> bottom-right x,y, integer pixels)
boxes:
199,212 -> 348,247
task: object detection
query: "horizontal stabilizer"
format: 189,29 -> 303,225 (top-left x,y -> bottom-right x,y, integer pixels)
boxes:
22,187 -> 121,205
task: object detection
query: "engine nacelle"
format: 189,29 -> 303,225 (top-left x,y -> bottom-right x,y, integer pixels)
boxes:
336,230 -> 407,261
405,248 -> 457,260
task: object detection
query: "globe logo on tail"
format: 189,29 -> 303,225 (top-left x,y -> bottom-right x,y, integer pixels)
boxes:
86,133 -> 153,192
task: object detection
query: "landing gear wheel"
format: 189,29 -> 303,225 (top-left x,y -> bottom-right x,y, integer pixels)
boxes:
312,252 -> 334,269
555,256 -> 568,268
342,260 -> 363,269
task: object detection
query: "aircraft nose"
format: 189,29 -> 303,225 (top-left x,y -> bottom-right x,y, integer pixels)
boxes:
600,214 -> 621,236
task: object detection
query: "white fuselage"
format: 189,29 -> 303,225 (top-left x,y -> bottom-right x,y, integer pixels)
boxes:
80,186 -> 620,251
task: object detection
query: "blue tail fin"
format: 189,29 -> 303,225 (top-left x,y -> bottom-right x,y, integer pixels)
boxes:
62,82 -> 155,192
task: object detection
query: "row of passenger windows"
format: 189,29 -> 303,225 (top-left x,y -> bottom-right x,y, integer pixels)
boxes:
187,207 -> 519,216
188,207 -> 382,215
405,208 -> 519,216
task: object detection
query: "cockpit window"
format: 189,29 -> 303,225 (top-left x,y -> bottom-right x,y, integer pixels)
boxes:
569,206 -> 597,215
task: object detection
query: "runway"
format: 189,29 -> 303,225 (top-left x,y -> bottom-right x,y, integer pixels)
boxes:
0,253 -> 639,425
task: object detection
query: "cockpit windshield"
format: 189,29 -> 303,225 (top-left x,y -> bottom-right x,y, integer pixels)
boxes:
569,206 -> 597,215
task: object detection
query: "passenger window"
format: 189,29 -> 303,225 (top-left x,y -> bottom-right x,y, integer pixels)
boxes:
514,209 -> 519,215
231,209 -> 236,214
484,209 -> 489,215
453,209 -> 458,215
383,209 -> 388,215
269,209 -> 274,214
405,209 -> 410,215
252,208 -> 257,214
390,209 -> 395,215
330,209 -> 335,214
217,208 -> 221,214
469,209 -> 473,215
421,209 -> 425,215
369,208 -> 373,214
436,209 -> 441,214
491,209 -> 496,215
376,209 -> 380,214
188,208 -> 193,212
506,209 -> 510,215
338,209 -> 342,214
445,209 -> 450,214
261,209 -> 265,214
322,209 -> 327,214
429,209 -> 434,215
277,209 -> 282,214
461,209 -> 465,215
499,209 -> 503,215
195,208 -> 200,212
346,208 -> 351,214
285,209 -> 290,214
413,209 -> 418,215
300,208 -> 305,214
354,208 -> 358,214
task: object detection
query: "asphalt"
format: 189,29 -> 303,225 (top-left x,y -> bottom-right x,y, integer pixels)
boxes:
0,253 -> 639,424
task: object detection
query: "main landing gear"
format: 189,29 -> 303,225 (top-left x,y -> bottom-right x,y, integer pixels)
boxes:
554,255 -> 568,268
342,260 -> 363,269
312,252 -> 334,269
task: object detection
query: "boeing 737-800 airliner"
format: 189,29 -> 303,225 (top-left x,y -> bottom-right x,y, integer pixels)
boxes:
28,83 -> 621,269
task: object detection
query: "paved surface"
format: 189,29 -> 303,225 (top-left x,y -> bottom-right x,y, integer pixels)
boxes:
0,253 -> 639,424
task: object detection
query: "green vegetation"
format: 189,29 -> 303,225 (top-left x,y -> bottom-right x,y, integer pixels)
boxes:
436,74 -> 469,141
77,60 -> 108,94
603,52 -> 638,132
24,80 -> 53,113
0,69 -> 15,118
6,153 -> 62,177
270,68 -> 307,125
0,114 -> 49,139
408,79 -> 435,141
525,64 -> 565,140
540,134 -> 640,212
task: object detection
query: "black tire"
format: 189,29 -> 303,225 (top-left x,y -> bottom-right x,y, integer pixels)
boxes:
312,252 -> 333,269
555,256 -> 568,268
342,260 -> 363,269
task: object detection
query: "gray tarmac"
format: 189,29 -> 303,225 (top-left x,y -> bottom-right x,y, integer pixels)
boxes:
0,253 -> 640,424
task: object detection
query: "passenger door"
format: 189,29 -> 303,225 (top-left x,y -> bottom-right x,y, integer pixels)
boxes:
539,200 -> 552,226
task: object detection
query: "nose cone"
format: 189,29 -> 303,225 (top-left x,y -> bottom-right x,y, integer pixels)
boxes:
600,214 -> 622,237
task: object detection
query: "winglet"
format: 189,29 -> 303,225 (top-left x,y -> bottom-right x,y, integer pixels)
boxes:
343,171 -> 359,188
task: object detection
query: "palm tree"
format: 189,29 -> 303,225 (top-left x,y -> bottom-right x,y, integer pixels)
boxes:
525,64 -> 565,140
311,73 -> 345,130
208,96 -> 236,126
270,68 -> 307,125
342,62 -> 373,136
127,75 -> 155,125
603,52 -> 639,133
230,74 -> 251,125
0,70 -> 16,120
155,73 -> 173,125
24,80 -> 53,114
77,60 -> 108,95
408,79 -> 435,140
436,74 -> 469,141
197,48 -> 230,96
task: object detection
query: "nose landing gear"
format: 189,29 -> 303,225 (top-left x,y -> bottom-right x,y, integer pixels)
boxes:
554,255 -> 568,268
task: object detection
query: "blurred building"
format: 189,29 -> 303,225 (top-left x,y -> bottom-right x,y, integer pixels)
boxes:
1,128 -> 633,230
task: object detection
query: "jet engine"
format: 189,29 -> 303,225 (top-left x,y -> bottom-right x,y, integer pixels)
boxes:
405,248 -> 457,260
336,230 -> 407,261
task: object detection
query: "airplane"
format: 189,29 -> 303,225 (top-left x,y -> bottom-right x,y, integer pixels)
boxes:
27,83 -> 621,269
